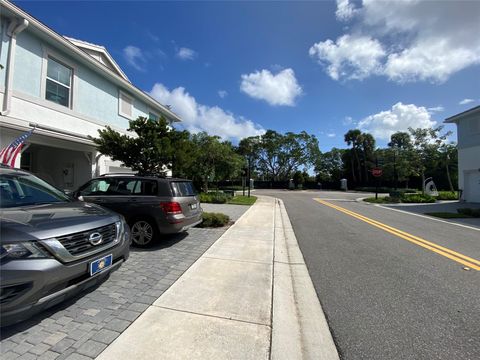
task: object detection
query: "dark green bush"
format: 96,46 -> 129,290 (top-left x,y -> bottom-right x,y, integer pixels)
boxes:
357,187 -> 418,194
197,212 -> 230,227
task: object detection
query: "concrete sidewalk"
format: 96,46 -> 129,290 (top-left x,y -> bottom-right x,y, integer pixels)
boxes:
96,196 -> 338,360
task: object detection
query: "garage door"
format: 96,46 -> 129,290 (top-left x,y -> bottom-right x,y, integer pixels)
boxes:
464,171 -> 480,203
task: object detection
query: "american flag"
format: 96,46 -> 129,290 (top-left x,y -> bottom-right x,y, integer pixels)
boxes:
0,128 -> 35,167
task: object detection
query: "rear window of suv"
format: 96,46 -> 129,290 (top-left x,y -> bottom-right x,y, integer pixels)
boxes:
80,178 -> 158,196
170,181 -> 196,197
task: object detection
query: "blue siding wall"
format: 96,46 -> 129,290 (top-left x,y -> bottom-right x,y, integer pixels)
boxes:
11,29 -> 151,130
13,30 -> 42,97
0,19 -> 10,88
457,115 -> 480,149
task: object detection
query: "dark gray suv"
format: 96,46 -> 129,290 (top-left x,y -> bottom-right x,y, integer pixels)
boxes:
0,167 -> 131,326
74,174 -> 203,247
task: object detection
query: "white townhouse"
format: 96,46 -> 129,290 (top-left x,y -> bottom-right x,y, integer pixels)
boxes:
444,106 -> 480,203
0,0 -> 180,190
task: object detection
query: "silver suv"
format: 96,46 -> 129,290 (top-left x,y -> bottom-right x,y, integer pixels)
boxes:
0,167 -> 131,326
74,174 -> 203,247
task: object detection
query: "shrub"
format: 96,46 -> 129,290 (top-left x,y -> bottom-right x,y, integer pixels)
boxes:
197,212 -> 230,227
457,208 -> 480,217
436,191 -> 458,200
199,192 -> 231,204
400,194 -> 436,203
363,196 -> 400,204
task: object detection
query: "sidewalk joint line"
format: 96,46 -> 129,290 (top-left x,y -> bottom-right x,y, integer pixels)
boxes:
274,261 -> 305,265
202,255 -> 272,266
153,305 -> 271,328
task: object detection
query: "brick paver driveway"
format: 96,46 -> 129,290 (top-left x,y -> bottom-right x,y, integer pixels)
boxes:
0,204 -> 249,360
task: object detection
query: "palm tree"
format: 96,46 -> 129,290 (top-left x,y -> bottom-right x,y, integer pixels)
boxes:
344,129 -> 362,184
360,133 -> 375,185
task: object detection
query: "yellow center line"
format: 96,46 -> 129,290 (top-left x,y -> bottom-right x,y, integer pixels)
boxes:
314,198 -> 480,271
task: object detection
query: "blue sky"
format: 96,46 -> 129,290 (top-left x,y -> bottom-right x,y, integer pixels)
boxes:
17,0 -> 480,150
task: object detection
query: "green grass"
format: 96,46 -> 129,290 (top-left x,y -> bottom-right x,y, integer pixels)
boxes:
425,212 -> 472,219
227,195 -> 257,205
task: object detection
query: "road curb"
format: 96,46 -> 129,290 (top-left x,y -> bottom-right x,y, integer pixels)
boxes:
271,198 -> 339,360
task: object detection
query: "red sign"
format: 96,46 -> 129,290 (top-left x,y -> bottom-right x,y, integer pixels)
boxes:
372,168 -> 383,177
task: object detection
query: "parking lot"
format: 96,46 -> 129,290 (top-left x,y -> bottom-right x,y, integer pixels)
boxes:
0,204 -> 249,360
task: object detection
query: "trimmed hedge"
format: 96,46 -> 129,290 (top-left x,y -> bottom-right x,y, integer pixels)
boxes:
197,212 -> 230,227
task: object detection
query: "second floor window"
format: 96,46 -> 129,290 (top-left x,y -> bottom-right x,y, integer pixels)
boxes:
119,91 -> 133,119
148,112 -> 159,121
45,57 -> 72,108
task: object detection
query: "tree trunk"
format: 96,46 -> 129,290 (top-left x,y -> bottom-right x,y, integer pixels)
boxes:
446,161 -> 454,192
421,171 -> 425,195
350,153 -> 357,184
354,149 -> 362,184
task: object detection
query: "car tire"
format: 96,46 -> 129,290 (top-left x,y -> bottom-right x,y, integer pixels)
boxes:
130,219 -> 157,247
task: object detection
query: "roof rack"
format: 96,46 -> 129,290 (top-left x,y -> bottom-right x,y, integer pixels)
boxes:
99,172 -> 167,178
99,173 -> 137,177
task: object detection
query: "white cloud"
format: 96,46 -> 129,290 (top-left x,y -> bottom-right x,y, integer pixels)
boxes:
342,116 -> 356,126
123,45 -> 146,71
176,47 -> 197,61
309,35 -> 386,80
459,98 -> 475,105
240,68 -> 302,106
310,0 -> 480,83
358,102 -> 436,140
327,133 -> 336,138
218,90 -> 228,99
427,106 -> 444,113
149,83 -> 264,141
335,0 -> 358,21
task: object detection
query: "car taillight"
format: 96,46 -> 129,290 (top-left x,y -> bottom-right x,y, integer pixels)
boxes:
160,202 -> 183,215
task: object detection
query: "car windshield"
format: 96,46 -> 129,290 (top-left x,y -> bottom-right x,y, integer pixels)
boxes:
170,181 -> 197,197
0,172 -> 70,208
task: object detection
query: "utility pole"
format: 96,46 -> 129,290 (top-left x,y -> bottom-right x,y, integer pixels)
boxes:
393,149 -> 398,190
247,156 -> 251,197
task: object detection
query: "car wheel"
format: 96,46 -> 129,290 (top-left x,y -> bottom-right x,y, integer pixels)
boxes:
130,219 -> 157,247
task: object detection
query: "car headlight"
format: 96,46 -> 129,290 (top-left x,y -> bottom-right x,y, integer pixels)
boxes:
0,242 -> 53,260
115,218 -> 127,243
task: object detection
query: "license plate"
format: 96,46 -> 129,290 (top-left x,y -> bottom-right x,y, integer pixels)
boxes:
90,254 -> 113,276
190,203 -> 197,210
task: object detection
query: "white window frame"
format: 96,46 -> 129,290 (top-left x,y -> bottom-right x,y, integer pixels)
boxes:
118,90 -> 134,119
41,49 -> 76,110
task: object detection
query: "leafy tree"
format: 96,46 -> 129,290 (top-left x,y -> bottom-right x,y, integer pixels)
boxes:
408,126 -> 452,194
239,130 -> 320,181
292,170 -> 304,188
438,142 -> 458,192
91,116 -> 188,175
344,129 -> 363,184
315,148 -> 345,183
388,131 -> 414,188
359,133 -> 376,184
183,132 -> 243,191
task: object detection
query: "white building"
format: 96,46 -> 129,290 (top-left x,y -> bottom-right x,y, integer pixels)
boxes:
0,0 -> 180,190
444,106 -> 480,203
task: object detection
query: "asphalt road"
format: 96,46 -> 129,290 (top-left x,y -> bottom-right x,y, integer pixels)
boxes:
257,190 -> 480,360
